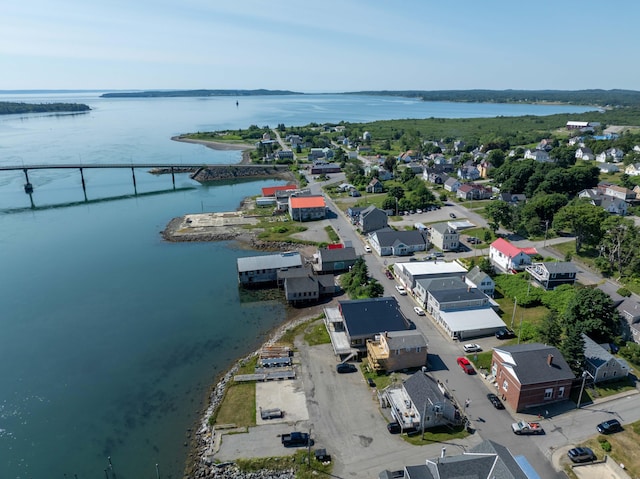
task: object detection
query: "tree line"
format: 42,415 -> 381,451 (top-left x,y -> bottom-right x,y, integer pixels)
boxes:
0,101 -> 90,115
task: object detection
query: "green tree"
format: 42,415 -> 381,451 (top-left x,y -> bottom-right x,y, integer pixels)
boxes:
560,322 -> 585,376
365,279 -> 384,298
485,201 -> 514,231
552,200 -> 608,252
563,288 -> 621,342
400,168 -> 416,183
387,186 -> 405,200
537,311 -> 562,347
599,216 -> 639,277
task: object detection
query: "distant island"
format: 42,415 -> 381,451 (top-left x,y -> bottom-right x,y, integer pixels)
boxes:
100,89 -> 302,98
99,88 -> 640,107
346,89 -> 640,107
0,101 -> 91,115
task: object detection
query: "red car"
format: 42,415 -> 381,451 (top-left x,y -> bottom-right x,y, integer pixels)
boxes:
457,357 -> 475,375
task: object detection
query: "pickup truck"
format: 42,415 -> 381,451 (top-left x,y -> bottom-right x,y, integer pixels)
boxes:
511,421 -> 544,435
281,431 -> 311,447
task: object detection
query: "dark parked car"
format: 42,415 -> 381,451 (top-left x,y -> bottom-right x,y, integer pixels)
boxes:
336,363 -> 357,374
495,328 -> 516,340
567,447 -> 596,463
597,419 -> 622,434
387,422 -> 401,434
486,393 -> 505,410
385,269 -> 394,279
367,378 -> 376,387
449,213 -> 457,218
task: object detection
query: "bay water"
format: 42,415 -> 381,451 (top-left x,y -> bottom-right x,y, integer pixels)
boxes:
0,93 -> 594,479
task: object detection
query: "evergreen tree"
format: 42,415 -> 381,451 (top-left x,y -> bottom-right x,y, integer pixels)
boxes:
560,322 -> 585,376
537,311 -> 562,347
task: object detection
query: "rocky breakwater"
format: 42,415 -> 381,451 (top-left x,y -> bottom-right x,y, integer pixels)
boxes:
191,165 -> 293,183
186,315 -> 317,479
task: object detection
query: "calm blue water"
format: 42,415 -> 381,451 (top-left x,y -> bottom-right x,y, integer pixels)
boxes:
0,93 -> 594,479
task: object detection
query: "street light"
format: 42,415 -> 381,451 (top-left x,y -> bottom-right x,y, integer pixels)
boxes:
576,370 -> 594,409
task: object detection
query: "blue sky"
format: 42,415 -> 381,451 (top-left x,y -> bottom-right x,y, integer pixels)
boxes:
2,0 -> 638,92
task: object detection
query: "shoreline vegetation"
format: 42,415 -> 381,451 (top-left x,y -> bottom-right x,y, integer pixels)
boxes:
97,88 -> 640,107
0,101 -> 91,115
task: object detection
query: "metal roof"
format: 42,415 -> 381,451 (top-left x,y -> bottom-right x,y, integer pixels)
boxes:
237,252 -> 302,272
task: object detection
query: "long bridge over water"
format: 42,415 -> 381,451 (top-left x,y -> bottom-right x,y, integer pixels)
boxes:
0,163 -> 290,195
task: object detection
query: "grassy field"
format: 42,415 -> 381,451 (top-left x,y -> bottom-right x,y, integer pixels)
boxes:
213,382 -> 256,427
568,420 -> 640,478
236,450 -> 333,478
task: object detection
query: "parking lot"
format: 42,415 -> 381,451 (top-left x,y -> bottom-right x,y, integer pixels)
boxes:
215,341 -> 480,478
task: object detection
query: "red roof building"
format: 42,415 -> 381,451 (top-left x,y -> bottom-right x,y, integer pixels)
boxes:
489,238 -> 534,273
288,195 -> 327,222
262,184 -> 298,197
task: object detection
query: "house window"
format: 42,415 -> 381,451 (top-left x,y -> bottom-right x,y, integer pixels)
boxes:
415,347 -> 421,353
544,388 -> 553,399
558,387 -> 565,398
502,380 -> 508,391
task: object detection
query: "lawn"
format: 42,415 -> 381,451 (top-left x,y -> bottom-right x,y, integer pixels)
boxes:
572,420 -> 640,479
493,294 -> 550,331
213,382 -> 256,427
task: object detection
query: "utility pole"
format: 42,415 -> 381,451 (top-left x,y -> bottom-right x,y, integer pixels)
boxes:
510,297 -> 517,329
543,220 -> 549,248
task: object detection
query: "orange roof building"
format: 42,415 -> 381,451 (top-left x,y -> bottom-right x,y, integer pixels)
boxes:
288,195 -> 327,222
262,184 -> 298,197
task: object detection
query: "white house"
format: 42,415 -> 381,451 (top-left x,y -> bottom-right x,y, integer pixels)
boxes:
524,149 -> 550,162
489,238 -> 533,273
625,163 -> 640,176
575,147 -> 595,161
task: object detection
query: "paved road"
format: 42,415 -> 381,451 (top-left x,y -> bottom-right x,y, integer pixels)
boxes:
303,176 -> 640,478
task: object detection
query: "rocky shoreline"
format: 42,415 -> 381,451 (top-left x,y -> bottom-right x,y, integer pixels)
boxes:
184,313 -> 318,479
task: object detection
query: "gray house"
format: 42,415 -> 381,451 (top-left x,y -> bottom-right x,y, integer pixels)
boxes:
525,262 -> 577,290
380,440 -> 536,479
582,334 -> 629,383
429,222 -> 459,252
385,371 -> 460,433
413,276 -> 467,308
358,205 -> 388,233
369,230 -> 428,256
314,247 -> 358,273
465,265 -> 495,297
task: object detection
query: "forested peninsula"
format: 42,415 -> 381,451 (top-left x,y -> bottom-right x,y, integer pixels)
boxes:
347,89 -> 640,107
0,102 -> 91,115
100,89 -> 301,98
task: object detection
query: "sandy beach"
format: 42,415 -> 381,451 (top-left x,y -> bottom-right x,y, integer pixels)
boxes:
172,136 -> 255,164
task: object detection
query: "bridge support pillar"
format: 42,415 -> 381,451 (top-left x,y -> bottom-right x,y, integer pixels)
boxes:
171,167 -> 175,190
79,167 -> 88,201
131,167 -> 137,195
23,168 -> 33,193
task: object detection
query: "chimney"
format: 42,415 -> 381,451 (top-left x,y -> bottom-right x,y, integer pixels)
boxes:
547,354 -> 554,366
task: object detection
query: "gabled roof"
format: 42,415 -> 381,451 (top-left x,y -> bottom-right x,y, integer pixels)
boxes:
466,265 -> 492,285
494,343 -> 574,385
490,238 -> 528,258
385,330 -> 428,350
431,222 -> 457,235
538,261 -> 577,275
398,439 -> 529,479
373,230 -> 427,248
317,246 -> 357,263
340,297 -> 412,337
582,334 -> 616,369
403,372 -> 447,422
